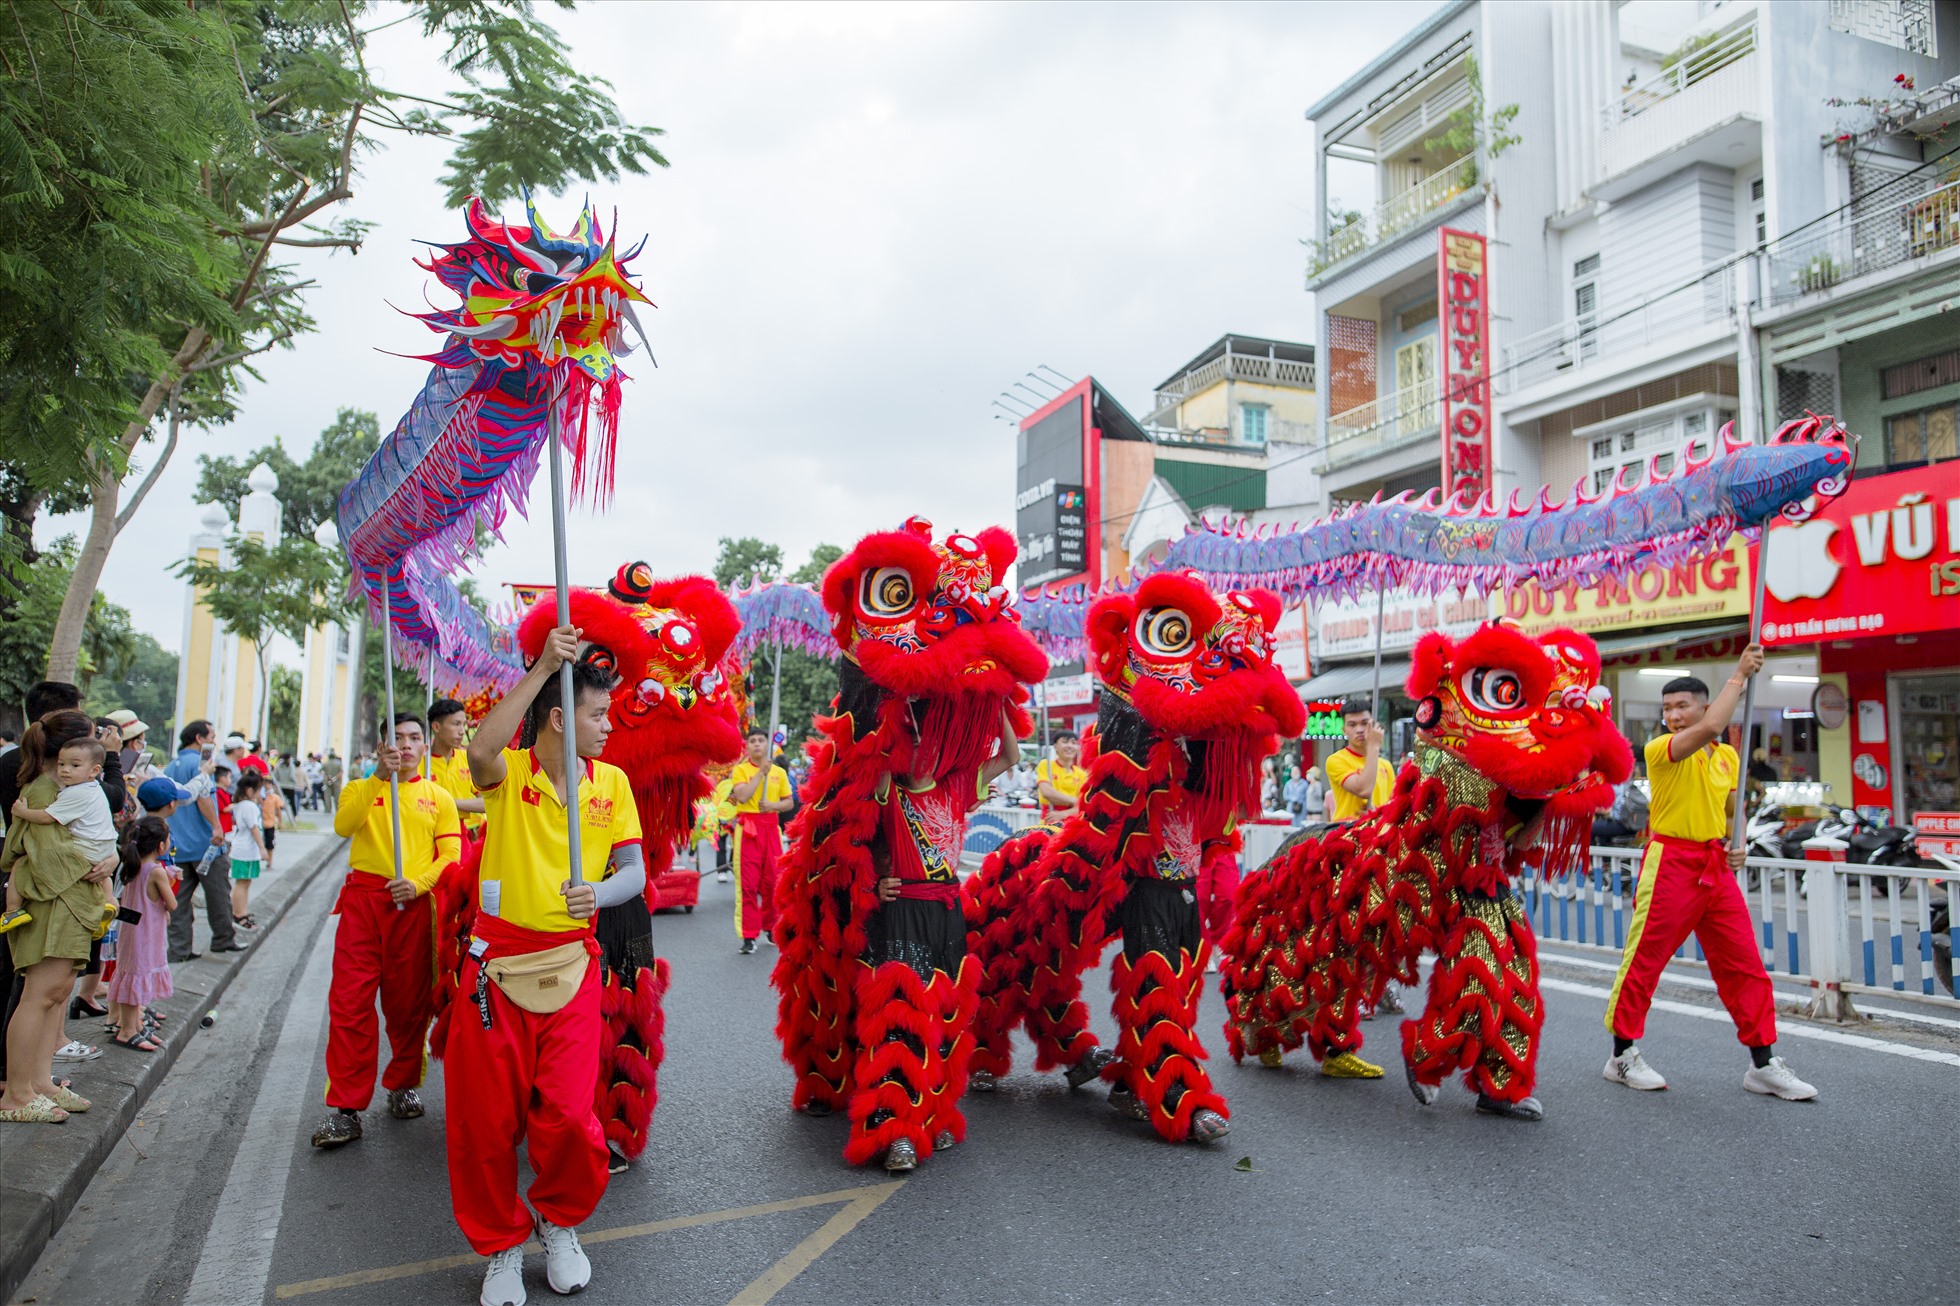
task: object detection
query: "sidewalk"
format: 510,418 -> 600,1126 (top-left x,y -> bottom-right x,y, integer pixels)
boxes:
0,826 -> 348,1305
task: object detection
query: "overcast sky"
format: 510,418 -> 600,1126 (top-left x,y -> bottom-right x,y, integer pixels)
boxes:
43,0 -> 1441,660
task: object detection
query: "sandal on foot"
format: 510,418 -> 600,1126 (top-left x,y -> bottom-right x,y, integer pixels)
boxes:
111,1031 -> 161,1053
48,1085 -> 91,1113
0,1095 -> 69,1123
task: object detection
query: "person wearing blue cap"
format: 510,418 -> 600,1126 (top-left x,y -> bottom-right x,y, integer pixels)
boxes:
136,778 -> 194,824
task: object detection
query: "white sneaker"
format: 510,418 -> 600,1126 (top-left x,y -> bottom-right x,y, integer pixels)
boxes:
1603,1047 -> 1667,1091
480,1247 -> 526,1306
54,1040 -> 101,1062
1742,1056 -> 1818,1101
536,1217 -> 591,1295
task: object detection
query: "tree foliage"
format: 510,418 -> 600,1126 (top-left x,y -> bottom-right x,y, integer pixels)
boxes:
196,408 -> 383,539
713,537 -> 784,588
86,631 -> 180,748
265,663 -> 304,755
0,536 -> 146,732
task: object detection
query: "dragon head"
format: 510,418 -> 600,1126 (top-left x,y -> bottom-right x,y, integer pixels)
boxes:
418,195 -> 652,385
517,565 -> 745,787
822,515 -> 1047,780
1087,573 -> 1306,743
1408,622 -> 1632,829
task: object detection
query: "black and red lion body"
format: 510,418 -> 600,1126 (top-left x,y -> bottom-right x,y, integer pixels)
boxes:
770,516 -> 1045,1167
430,564 -> 744,1161
1219,622 -> 1632,1118
961,573 -> 1304,1143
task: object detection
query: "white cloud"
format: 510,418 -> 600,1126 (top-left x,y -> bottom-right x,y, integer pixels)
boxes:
43,0 -> 1438,665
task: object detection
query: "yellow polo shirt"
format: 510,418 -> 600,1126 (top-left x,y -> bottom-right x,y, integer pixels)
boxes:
478,747 -> 643,934
332,774 -> 461,892
428,748 -> 484,832
1645,735 -> 1737,842
1036,758 -> 1086,816
1325,747 -> 1392,822
729,760 -> 792,814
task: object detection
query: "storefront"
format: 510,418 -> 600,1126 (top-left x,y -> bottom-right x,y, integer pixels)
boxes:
1762,460 -> 1960,822
1300,589 -> 1487,765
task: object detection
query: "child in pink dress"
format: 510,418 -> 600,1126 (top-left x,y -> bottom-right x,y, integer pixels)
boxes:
107,818 -> 176,1052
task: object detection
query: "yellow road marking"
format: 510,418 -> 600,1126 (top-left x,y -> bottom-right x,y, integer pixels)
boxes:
272,1180 -> 906,1300
730,1179 -> 905,1305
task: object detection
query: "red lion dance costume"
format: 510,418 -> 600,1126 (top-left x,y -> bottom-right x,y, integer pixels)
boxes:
962,573 -> 1304,1143
771,517 -> 1046,1171
1220,622 -> 1631,1120
433,563 -> 743,1166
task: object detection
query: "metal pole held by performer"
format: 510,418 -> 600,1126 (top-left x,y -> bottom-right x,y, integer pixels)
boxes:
1730,525 -> 1772,855
546,391 -> 585,885
381,585 -> 408,910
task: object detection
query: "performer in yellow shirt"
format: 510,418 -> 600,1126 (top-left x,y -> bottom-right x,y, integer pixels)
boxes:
1035,730 -> 1086,820
449,626 -> 646,1301
1324,697 -> 1392,822
311,714 -> 461,1150
729,729 -> 793,954
426,697 -> 486,835
1604,645 -> 1817,1102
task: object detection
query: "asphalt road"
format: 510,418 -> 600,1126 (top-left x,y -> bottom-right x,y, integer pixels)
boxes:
15,846 -> 1958,1306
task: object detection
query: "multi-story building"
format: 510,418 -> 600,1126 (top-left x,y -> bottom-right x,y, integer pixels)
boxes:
1298,0 -> 1960,809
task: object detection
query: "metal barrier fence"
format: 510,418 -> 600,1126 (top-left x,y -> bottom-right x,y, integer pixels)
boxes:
960,804 -> 1047,870
1519,848 -> 1956,1014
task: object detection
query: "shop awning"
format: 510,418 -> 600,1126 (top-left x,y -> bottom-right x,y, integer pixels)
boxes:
1297,658 -> 1412,701
1593,621 -> 1749,658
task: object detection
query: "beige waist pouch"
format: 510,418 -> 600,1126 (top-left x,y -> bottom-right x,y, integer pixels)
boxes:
485,942 -> 590,1015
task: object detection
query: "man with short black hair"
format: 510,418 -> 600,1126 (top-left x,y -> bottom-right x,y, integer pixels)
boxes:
1035,730 -> 1085,821
1326,697 -> 1391,823
427,697 -> 485,836
1604,644 -> 1816,1101
729,727 -> 792,954
163,720 -> 242,960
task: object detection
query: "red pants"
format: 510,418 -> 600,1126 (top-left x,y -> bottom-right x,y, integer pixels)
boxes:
1195,851 -> 1241,946
735,814 -> 780,939
324,874 -> 435,1111
444,928 -> 608,1254
1606,836 -> 1777,1048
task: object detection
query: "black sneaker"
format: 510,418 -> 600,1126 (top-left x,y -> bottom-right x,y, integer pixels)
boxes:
311,1111 -> 363,1148
607,1144 -> 630,1174
386,1088 -> 424,1119
739,939 -> 756,955
211,940 -> 251,954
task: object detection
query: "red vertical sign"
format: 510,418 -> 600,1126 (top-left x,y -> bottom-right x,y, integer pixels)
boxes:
1438,227 -> 1491,500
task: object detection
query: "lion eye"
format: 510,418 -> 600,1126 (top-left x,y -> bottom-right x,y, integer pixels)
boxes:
860,567 -> 916,617
1135,606 -> 1195,657
660,620 -> 697,655
1464,667 -> 1525,713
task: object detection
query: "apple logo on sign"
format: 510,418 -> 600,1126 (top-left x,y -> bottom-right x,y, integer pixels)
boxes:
1766,519 -> 1841,602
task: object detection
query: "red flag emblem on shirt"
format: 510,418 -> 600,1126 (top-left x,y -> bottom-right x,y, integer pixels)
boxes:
522,784 -> 541,807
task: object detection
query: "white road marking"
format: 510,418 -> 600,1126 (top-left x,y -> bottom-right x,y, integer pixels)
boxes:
1538,976 -> 1960,1067
181,907 -> 339,1306
1537,945 -> 1960,1032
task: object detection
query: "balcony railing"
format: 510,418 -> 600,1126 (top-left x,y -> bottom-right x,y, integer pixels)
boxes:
1150,348 -> 1316,415
1602,17 -> 1757,125
1765,174 -> 1960,308
1316,377 -> 1439,472
1500,264 -> 1736,392
1142,416 -> 1314,451
1310,153 -> 1479,280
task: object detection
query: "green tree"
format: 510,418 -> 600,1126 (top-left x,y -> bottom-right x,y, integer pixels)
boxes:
790,543 -> 843,585
195,409 -> 383,539
713,537 -> 784,589
0,536 -> 144,733
172,535 -> 344,748
265,664 -> 304,755
85,632 -> 180,752
22,1 -> 670,682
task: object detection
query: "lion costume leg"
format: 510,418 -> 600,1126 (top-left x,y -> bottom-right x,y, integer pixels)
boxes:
593,898 -> 668,1165
1401,889 -> 1544,1118
1106,879 -> 1226,1143
844,898 -> 970,1167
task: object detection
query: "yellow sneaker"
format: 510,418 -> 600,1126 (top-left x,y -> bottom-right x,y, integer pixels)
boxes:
1257,1047 -> 1285,1068
1320,1050 -> 1385,1079
0,908 -> 31,935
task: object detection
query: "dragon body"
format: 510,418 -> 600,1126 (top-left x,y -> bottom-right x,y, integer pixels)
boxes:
431,564 -> 742,1163
961,573 -> 1304,1143
770,517 -> 1046,1167
1220,623 -> 1632,1117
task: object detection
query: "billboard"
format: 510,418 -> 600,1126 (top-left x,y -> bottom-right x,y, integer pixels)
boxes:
1438,228 -> 1491,501
1500,535 -> 1752,635
1016,382 -> 1099,590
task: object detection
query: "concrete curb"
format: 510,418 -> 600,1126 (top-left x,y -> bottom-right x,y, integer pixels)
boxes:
0,834 -> 348,1305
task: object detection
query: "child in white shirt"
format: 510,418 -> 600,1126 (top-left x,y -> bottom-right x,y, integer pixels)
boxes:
2,739 -> 117,931
227,772 -> 268,929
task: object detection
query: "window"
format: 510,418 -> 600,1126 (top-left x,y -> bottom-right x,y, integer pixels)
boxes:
1750,177 -> 1766,247
1239,403 -> 1269,445
1885,402 -> 1959,469
1584,407 -> 1732,492
1572,254 -> 1600,362
1394,337 -> 1437,437
1829,0 -> 1936,56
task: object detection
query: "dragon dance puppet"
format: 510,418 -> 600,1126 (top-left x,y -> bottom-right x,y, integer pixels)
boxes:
1219,622 -> 1632,1120
431,564 -> 743,1168
961,573 -> 1305,1143
770,517 -> 1046,1172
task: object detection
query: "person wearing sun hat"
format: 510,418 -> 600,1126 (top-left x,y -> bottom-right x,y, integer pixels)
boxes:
106,711 -> 151,778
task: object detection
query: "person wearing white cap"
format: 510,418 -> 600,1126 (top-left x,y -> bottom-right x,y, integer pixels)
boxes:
106,711 -> 150,778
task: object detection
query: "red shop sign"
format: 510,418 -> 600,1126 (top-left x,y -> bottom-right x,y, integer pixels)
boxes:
1437,227 -> 1491,502
1761,461 -> 1960,646
1914,811 -> 1960,858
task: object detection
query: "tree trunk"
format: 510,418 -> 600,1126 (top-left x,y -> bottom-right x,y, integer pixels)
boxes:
45,327 -> 210,683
